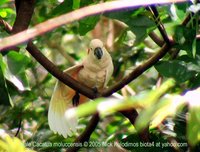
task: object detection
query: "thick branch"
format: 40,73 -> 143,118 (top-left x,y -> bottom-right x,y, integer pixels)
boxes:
149,31 -> 165,47
12,0 -> 35,34
3,0 -> 35,52
0,0 -> 187,51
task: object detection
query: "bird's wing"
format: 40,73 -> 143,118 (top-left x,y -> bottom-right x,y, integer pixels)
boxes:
48,64 -> 87,138
104,60 -> 114,88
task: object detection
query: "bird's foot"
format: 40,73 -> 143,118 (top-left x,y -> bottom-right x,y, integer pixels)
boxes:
92,87 -> 99,98
72,91 -> 80,107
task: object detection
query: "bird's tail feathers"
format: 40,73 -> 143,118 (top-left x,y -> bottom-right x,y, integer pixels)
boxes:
48,81 -> 78,138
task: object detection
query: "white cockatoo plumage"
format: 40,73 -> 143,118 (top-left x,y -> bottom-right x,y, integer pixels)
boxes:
48,39 -> 114,138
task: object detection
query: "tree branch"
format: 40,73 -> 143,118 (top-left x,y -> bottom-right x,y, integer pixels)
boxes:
1,0 -> 35,52
148,5 -> 170,44
0,19 -> 12,33
12,0 -> 35,34
0,19 -> 19,52
0,0 -> 187,51
149,31 -> 165,47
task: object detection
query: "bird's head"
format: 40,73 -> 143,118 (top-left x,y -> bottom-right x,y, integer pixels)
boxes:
88,39 -> 105,60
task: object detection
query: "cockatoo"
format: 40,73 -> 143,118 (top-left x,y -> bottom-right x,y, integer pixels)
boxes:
48,39 -> 114,138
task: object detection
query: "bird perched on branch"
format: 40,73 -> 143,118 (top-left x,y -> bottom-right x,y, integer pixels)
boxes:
48,39 -> 114,138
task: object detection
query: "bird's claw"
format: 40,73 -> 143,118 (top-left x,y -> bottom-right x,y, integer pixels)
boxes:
92,87 -> 99,98
72,91 -> 80,107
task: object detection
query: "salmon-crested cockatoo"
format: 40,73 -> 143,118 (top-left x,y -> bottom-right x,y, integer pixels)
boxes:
48,39 -> 114,138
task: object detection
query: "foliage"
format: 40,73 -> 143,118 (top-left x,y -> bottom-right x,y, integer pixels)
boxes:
0,0 -> 200,152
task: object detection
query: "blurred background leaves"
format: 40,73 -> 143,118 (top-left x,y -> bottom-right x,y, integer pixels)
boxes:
0,0 -> 200,151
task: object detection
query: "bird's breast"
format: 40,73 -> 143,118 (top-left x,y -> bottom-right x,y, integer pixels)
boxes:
77,68 -> 106,90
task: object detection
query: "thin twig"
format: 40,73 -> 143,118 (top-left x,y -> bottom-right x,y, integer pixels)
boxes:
0,18 -> 12,33
0,0 -> 187,50
15,119 -> 22,137
0,19 -> 19,52
148,6 -> 170,44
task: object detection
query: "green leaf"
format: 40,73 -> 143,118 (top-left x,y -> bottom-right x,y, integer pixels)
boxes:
0,10 -> 7,18
171,3 -> 189,22
0,55 -> 11,106
6,51 -> 31,75
73,0 -> 80,9
48,0 -> 73,17
76,0 -> 100,35
0,0 -> 9,6
105,10 -> 156,43
173,25 -> 196,57
187,107 -> 200,146
155,60 -> 198,83
78,15 -> 100,35
0,8 -> 15,18
177,55 -> 200,68
128,15 -> 156,43
4,51 -> 31,91
192,38 -> 197,58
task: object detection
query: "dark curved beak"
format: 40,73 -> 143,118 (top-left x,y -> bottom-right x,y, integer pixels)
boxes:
94,47 -> 103,60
